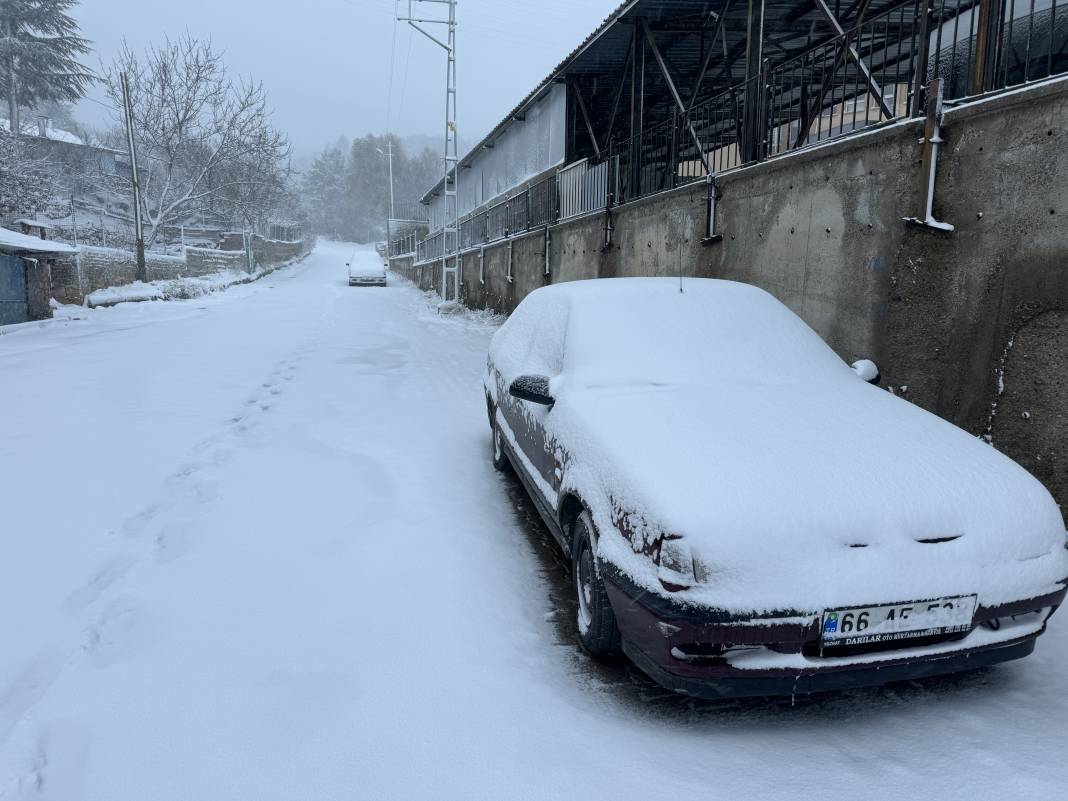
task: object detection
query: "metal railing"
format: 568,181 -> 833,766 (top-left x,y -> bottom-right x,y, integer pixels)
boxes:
417,230 -> 445,263
410,0 -> 1064,261
557,158 -> 610,220
391,200 -> 430,223
389,230 -> 419,258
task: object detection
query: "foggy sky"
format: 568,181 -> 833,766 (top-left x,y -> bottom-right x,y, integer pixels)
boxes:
74,0 -> 614,159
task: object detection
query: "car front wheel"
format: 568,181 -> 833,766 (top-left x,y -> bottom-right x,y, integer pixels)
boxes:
572,510 -> 621,657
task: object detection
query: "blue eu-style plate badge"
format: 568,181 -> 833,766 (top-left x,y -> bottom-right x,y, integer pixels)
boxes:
823,612 -> 839,634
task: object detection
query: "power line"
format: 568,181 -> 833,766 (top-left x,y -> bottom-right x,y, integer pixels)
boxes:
386,0 -> 399,135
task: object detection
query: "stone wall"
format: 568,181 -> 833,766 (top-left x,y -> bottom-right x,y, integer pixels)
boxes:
48,235 -> 314,306
392,76 -> 1068,514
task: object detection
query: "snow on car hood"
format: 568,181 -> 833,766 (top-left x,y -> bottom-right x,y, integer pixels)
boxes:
552,379 -> 1068,614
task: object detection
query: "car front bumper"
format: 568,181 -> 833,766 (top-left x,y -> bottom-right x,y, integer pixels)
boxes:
604,570 -> 1066,700
349,277 -> 387,286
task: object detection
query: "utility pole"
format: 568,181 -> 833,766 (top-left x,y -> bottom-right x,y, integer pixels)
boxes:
399,0 -> 459,301
377,141 -> 396,256
120,72 -> 147,282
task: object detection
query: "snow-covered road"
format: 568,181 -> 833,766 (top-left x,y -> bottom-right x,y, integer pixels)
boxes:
1,240 -> 1065,800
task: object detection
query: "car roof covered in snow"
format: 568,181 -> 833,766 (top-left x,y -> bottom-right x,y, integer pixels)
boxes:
0,227 -> 78,255
491,277 -> 851,390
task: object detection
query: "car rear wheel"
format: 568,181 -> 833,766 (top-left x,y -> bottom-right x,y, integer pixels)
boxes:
491,420 -> 510,472
572,511 -> 621,657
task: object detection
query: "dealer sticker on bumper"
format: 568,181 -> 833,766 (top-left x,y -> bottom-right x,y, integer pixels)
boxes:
821,594 -> 978,649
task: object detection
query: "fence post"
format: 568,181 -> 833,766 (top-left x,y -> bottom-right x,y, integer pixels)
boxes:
972,0 -> 1004,95
910,0 -> 932,116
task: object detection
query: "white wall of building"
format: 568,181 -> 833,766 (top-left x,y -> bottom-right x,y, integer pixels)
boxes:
427,82 -> 566,230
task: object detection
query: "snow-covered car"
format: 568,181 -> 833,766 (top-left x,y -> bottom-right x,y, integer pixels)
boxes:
348,261 -> 387,287
484,278 -> 1068,699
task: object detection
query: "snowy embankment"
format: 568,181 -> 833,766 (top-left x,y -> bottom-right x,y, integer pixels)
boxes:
0,241 -> 1066,800
84,259 -> 296,308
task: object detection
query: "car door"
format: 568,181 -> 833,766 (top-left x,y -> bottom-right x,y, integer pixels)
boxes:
494,294 -> 568,507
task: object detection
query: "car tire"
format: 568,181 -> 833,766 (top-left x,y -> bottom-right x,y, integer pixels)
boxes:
491,420 -> 511,472
572,510 -> 621,657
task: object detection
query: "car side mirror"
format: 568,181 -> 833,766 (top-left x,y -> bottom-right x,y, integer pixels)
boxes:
851,359 -> 880,384
509,374 -> 554,406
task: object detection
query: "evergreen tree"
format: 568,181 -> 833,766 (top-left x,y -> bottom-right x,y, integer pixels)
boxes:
302,145 -> 351,239
301,133 -> 440,242
0,0 -> 93,136
0,125 -> 49,213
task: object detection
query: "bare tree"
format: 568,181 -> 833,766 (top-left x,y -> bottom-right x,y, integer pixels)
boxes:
103,35 -> 290,246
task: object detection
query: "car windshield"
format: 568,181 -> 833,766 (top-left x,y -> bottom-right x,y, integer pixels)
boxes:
562,279 -> 851,389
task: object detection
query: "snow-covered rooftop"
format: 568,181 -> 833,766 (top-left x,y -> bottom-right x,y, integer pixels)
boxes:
0,226 -> 78,255
2,118 -> 84,146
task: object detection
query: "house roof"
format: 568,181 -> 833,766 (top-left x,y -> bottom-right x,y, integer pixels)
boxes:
0,227 -> 78,255
14,218 -> 57,230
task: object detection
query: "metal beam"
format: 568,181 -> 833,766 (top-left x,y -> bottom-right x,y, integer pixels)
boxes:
602,40 -> 634,152
572,81 -> 602,159
641,19 -> 710,171
686,0 -> 732,111
793,0 -> 880,148
811,0 -> 894,120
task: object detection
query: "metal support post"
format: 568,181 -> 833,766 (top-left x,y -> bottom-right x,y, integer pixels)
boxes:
741,0 -> 766,163
703,172 -> 722,244
904,79 -> 954,232
543,229 -> 551,277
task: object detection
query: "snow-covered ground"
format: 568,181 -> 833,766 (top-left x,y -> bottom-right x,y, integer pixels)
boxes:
1,240 -> 1066,800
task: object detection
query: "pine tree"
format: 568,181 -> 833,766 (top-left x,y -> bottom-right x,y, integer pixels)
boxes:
0,126 -> 49,213
0,0 -> 92,136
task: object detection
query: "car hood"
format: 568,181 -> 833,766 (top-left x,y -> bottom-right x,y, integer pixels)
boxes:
551,380 -> 1068,612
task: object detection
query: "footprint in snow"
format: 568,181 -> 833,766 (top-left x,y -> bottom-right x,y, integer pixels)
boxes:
83,596 -> 146,668
61,554 -> 136,614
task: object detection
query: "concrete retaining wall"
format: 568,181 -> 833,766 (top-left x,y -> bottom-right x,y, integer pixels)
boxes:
393,76 -> 1068,514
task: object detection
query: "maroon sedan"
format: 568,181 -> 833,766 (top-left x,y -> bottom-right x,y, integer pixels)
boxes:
483,278 -> 1067,699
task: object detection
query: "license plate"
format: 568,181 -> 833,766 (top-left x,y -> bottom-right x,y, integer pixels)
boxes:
821,594 -> 977,649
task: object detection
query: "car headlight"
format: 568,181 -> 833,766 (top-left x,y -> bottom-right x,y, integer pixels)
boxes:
657,537 -> 695,591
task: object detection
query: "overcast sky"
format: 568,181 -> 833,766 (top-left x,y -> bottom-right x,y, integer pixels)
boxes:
74,0 -> 615,159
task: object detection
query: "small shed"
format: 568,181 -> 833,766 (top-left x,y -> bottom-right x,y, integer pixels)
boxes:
0,227 -> 77,325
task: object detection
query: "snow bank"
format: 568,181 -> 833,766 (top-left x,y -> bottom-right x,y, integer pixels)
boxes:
86,265 -> 281,308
